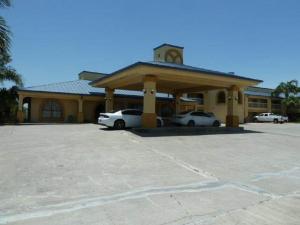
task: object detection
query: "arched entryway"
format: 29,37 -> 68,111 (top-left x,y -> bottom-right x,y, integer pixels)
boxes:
23,97 -> 31,122
94,103 -> 105,122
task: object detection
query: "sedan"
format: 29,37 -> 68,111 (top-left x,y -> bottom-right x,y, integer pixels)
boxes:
172,111 -> 221,127
98,109 -> 164,129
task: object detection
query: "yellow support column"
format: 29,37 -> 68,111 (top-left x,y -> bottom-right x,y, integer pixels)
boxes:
226,85 -> 239,127
267,98 -> 272,113
17,94 -> 24,123
244,95 -> 249,121
105,88 -> 114,113
141,75 -> 157,128
77,98 -> 84,123
203,91 -> 210,112
175,93 -> 182,115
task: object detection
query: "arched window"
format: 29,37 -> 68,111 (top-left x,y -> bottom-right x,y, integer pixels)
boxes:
42,100 -> 62,120
238,91 -> 243,104
217,91 -> 226,104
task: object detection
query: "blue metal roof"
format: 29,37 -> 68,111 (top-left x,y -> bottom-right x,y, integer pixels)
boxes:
244,86 -> 274,97
153,43 -> 184,50
244,91 -> 272,97
19,79 -> 276,101
18,80 -> 173,100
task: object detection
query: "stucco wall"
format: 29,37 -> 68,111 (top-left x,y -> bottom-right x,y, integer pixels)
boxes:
30,98 -> 78,122
28,92 -> 245,124
204,89 -> 245,123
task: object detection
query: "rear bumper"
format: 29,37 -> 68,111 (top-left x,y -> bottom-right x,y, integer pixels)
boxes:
98,117 -> 115,127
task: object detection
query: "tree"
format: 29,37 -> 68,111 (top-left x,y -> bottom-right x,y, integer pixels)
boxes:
0,85 -> 18,123
0,0 -> 23,86
272,80 -> 300,119
0,0 -> 23,123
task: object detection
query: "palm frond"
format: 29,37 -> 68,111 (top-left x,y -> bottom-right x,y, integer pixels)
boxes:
0,16 -> 11,55
0,0 -> 11,8
0,67 -> 23,86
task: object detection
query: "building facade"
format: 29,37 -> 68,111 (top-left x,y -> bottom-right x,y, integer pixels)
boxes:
17,44 -> 288,126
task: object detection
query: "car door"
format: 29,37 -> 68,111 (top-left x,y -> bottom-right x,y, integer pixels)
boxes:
257,113 -> 264,121
132,110 -> 143,127
263,113 -> 270,122
190,112 -> 204,126
122,110 -> 142,127
202,112 -> 214,126
121,110 -> 136,127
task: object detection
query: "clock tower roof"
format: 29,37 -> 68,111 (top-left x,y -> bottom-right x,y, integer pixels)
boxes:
153,43 -> 184,65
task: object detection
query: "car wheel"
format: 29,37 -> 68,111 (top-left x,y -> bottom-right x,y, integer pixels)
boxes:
253,118 -> 258,123
273,119 -> 278,124
213,120 -> 220,127
187,120 -> 195,127
157,119 -> 162,127
114,120 -> 125,129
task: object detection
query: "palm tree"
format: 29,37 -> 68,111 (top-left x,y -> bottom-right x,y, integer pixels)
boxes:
0,0 -> 11,57
273,80 -> 300,117
273,80 -> 299,99
0,0 -> 23,86
0,66 -> 23,86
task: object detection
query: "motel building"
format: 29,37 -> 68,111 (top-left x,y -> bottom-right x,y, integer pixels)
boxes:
17,44 -> 285,128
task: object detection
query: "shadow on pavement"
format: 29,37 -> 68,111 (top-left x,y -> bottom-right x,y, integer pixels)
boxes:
99,126 -> 263,137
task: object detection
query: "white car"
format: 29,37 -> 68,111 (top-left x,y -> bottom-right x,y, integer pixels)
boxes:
98,109 -> 164,129
172,111 -> 221,127
253,113 -> 288,123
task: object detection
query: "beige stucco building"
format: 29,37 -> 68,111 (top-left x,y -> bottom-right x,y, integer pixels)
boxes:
17,44 -> 287,127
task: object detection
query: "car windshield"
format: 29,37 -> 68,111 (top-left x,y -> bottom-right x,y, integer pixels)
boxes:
110,110 -> 121,113
179,110 -> 191,115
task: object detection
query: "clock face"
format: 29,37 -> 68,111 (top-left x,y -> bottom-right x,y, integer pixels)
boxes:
164,49 -> 183,64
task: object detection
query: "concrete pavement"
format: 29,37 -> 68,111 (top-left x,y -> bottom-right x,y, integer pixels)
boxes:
0,123 -> 299,225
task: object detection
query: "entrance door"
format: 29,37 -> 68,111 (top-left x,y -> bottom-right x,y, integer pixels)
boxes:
95,104 -> 105,122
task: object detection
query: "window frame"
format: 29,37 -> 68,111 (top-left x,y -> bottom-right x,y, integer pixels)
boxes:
41,100 -> 63,122
217,91 -> 226,104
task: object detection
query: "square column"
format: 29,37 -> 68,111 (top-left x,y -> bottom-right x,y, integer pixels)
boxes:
17,94 -> 24,123
142,75 -> 157,128
203,91 -> 210,112
77,98 -> 84,123
175,93 -> 182,114
267,98 -> 272,113
244,95 -> 249,121
226,85 -> 239,127
105,88 -> 114,113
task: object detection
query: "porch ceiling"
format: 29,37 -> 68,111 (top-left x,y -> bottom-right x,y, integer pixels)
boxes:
91,62 -> 261,93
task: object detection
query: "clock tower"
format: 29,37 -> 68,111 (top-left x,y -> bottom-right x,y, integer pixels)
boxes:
153,43 -> 184,64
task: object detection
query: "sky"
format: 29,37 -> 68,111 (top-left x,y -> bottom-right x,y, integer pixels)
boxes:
2,0 -> 300,88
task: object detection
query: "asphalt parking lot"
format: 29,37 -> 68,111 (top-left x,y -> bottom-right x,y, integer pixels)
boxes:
0,123 -> 299,225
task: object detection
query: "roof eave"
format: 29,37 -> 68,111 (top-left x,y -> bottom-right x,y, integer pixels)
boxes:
91,61 -> 263,87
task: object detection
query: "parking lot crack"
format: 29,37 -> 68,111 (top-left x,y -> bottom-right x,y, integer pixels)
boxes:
148,147 -> 218,181
0,180 -> 276,224
252,167 -> 300,181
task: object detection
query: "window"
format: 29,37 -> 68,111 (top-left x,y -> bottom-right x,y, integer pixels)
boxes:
42,101 -> 62,119
191,112 -> 209,117
122,110 -> 142,116
217,91 -> 226,104
238,91 -> 243,104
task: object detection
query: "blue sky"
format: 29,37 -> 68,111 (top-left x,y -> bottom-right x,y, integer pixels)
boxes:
2,0 -> 300,88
